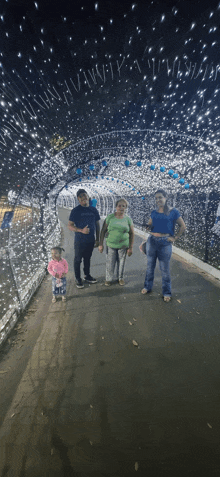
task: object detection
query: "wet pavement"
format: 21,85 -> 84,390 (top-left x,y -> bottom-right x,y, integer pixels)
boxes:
0,208 -> 220,476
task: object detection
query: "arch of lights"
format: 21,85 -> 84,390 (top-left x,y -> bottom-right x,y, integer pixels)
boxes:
1,1 -> 220,344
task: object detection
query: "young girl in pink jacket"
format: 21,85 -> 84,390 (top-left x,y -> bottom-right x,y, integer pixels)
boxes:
47,247 -> 68,303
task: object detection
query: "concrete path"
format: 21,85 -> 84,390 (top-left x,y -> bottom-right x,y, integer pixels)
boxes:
0,208 -> 220,476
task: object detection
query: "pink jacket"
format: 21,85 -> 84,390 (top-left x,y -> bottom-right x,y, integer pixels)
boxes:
47,258 -> 68,278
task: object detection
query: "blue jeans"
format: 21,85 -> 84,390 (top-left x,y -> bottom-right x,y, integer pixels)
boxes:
144,236 -> 172,296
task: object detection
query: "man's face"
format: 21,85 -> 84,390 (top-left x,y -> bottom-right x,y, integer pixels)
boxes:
78,193 -> 89,207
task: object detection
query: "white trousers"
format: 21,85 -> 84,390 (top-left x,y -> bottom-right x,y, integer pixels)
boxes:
106,247 -> 127,281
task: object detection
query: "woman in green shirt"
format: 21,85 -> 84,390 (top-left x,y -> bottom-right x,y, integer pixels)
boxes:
98,198 -> 135,286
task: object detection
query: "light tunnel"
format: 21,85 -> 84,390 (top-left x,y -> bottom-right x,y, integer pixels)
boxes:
1,1 -> 220,345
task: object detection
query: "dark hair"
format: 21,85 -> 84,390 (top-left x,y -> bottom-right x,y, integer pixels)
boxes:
77,189 -> 87,197
51,246 -> 65,254
155,189 -> 170,215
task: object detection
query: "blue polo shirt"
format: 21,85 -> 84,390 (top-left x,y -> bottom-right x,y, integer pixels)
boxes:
69,205 -> 100,244
151,208 -> 180,236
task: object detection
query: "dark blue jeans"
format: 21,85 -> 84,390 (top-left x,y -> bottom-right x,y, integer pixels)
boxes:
74,241 -> 94,280
144,236 -> 172,296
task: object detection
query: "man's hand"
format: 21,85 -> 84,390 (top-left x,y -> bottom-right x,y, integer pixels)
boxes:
61,273 -> 67,278
82,225 -> 90,234
94,240 -> 99,248
127,248 -> 133,257
55,273 -> 60,278
98,245 -> 104,253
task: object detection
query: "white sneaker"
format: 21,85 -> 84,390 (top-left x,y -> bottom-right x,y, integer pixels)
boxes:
52,296 -> 56,303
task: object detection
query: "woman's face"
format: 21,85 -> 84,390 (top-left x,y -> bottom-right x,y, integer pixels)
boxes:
116,201 -> 127,214
155,193 -> 166,209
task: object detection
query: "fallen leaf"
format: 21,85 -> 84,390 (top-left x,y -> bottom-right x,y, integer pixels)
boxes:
90,405 -> 93,408
135,462 -> 139,471
133,318 -> 137,322
11,413 -> 16,418
51,448 -> 54,455
129,321 -> 133,326
90,441 -> 93,446
89,343 -> 93,346
0,371 -> 7,374
132,340 -> 138,347
196,312 -> 200,315
177,299 -> 181,303
102,336 -> 104,340
207,423 -> 212,429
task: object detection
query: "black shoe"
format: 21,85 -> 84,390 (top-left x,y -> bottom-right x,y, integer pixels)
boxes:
84,275 -> 97,284
76,279 -> 84,288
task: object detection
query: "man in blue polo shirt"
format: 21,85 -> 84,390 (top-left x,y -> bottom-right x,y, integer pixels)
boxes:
68,189 -> 100,288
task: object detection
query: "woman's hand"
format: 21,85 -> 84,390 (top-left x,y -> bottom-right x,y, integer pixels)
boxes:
55,273 -> 60,278
127,248 -> 133,256
61,273 -> 66,278
94,240 -> 99,248
98,245 -> 104,253
167,237 -> 175,243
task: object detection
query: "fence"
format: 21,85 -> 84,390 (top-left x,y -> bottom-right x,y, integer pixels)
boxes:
1,189 -> 220,347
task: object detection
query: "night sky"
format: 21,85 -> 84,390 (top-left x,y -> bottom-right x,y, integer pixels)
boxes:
1,0 -> 220,195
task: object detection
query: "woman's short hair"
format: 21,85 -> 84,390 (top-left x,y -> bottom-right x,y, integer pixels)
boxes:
116,198 -> 128,208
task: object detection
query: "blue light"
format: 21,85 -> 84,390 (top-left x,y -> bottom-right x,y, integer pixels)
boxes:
179,178 -> 185,184
150,165 -> 155,170
89,164 -> 95,171
124,160 -> 130,167
102,160 -> 107,166
168,169 -> 174,176
136,161 -> 142,167
173,173 -> 179,179
76,168 -> 82,175
185,184 -> 190,189
160,166 -> 166,172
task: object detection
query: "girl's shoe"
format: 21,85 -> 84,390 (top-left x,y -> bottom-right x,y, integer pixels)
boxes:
52,296 -> 56,303
119,279 -> 125,286
105,281 -> 111,286
62,296 -> 66,302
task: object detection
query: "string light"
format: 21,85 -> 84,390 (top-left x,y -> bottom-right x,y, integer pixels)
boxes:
0,0 -> 220,343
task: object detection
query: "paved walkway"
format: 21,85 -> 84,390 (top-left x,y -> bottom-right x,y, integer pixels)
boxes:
0,208 -> 220,476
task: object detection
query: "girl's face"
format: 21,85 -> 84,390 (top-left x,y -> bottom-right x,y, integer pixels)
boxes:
116,201 -> 127,214
155,193 -> 167,209
51,249 -> 61,260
